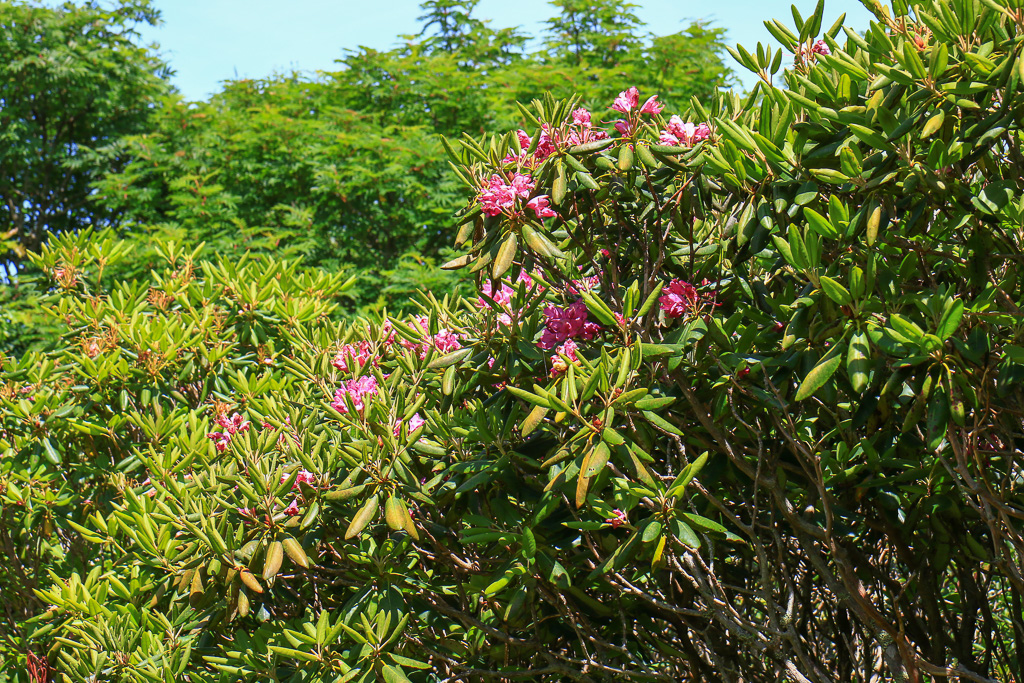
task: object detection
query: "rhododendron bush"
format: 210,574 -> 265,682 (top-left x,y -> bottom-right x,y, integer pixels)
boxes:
7,0 -> 1024,680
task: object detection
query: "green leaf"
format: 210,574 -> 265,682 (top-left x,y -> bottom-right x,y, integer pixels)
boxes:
937,299 -> 964,340
427,347 -> 472,369
818,276 -> 852,305
803,208 -> 839,239
506,385 -> 554,408
584,441 -> 611,477
382,663 -> 412,683
268,646 -> 321,663
345,495 -> 379,540
795,349 -> 843,401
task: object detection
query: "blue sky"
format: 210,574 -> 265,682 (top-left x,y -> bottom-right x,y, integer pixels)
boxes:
133,0 -> 874,101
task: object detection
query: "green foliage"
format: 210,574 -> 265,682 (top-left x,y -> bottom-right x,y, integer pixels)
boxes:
12,0 -> 1024,672
0,0 -> 169,268
84,0 -> 733,318
27,0 -> 1024,680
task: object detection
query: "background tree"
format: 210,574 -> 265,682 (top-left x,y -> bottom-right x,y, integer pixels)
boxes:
0,0 -> 169,270
85,0 -> 732,318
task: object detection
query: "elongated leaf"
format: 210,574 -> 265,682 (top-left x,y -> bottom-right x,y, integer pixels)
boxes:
795,349 -> 843,401
937,299 -> 964,339
427,347 -> 473,369
263,541 -> 284,581
818,276 -> 852,305
345,495 -> 379,539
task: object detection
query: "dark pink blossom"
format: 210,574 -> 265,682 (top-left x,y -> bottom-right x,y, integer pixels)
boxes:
283,499 -> 300,516
611,86 -> 640,113
331,375 -> 380,415
659,279 -> 699,319
216,413 -> 250,435
207,431 -> 231,452
539,301 -> 601,350
527,195 -> 557,219
615,120 -> 633,136
393,412 -> 426,437
332,340 -> 376,373
639,95 -> 663,115
607,508 -> 628,528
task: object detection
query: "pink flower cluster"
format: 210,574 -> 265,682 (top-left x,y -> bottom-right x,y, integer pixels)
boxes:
565,108 -> 609,146
478,171 -> 556,220
550,338 -> 579,376
331,375 -> 379,415
477,271 -> 536,325
659,279 -> 700,319
282,468 -> 318,490
400,315 -> 463,360
508,126 -> 557,165
659,116 -> 711,146
797,39 -> 831,61
606,508 -> 628,528
393,412 -> 426,437
611,87 -> 662,136
505,111 -> 607,167
207,412 -> 250,452
332,340 -> 376,373
539,301 -> 601,350
611,86 -> 663,116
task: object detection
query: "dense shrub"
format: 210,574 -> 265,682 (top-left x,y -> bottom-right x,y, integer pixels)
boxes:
6,0 -> 1024,681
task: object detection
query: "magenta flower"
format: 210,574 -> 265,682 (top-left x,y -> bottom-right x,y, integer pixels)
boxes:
207,431 -> 231,452
479,174 -> 518,217
510,172 -> 535,199
614,120 -> 633,136
283,499 -> 300,516
550,338 -> 579,376
433,330 -> 462,354
659,279 -> 699,319
535,126 -> 557,161
812,39 -> 831,55
478,271 -> 533,316
639,95 -> 663,115
611,86 -> 640,113
572,108 -> 592,126
393,412 -> 426,437
282,469 -> 317,490
606,508 -> 628,529
527,195 -> 557,219
216,413 -> 250,436
661,117 -> 711,147
400,315 -> 463,360
332,340 -> 376,373
539,301 -> 601,350
331,375 -> 380,415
